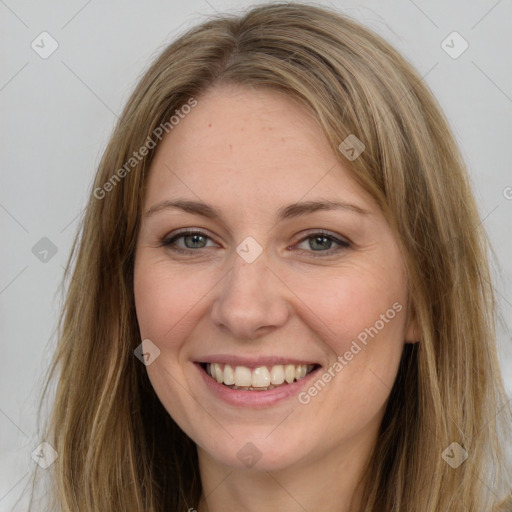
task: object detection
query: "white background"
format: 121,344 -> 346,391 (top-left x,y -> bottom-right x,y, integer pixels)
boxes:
1,0 -> 511,509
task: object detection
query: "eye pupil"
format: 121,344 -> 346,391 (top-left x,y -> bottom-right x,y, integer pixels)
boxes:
184,234 -> 206,248
309,236 -> 332,251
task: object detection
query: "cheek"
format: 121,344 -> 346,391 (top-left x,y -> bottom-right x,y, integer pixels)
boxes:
289,274 -> 407,443
297,265 -> 407,351
289,261 -> 408,407
133,257 -> 209,430
133,256 -> 211,345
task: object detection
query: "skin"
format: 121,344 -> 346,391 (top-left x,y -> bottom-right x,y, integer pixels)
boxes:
133,83 -> 418,512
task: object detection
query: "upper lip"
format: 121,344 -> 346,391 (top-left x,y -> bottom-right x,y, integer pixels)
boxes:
196,355 -> 320,368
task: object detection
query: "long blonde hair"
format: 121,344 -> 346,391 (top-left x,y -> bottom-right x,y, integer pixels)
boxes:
32,2 -> 511,510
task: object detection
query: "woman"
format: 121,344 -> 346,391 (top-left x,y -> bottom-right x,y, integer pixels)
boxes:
33,3 -> 511,511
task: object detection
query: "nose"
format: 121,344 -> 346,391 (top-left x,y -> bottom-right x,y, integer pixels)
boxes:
210,251 -> 290,340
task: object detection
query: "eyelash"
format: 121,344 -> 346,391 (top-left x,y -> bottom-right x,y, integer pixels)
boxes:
161,229 -> 350,257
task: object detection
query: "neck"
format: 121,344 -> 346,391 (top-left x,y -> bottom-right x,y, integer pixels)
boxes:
196,432 -> 374,512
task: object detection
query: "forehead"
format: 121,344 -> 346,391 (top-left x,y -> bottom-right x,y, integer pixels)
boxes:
144,84 -> 376,213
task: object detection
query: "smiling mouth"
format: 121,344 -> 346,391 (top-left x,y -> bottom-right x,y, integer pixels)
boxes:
201,362 -> 319,391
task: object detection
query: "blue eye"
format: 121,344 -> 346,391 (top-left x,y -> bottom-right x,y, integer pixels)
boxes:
162,230 -> 217,253
294,231 -> 350,256
161,229 -> 350,257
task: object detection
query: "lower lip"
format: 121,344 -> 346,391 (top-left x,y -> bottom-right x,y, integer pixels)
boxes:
195,363 -> 321,408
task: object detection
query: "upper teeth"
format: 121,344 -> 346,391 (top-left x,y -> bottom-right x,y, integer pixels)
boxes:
206,363 -> 314,388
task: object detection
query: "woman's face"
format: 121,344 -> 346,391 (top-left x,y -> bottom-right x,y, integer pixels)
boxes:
134,84 -> 417,472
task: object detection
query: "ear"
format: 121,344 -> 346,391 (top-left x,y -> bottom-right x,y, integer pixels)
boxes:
404,308 -> 420,344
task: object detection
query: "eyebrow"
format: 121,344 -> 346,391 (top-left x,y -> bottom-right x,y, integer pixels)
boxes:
144,198 -> 370,221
